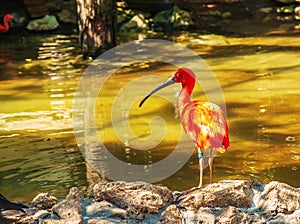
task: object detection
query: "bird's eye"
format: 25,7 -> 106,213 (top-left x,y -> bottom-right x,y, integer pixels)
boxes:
177,73 -> 182,77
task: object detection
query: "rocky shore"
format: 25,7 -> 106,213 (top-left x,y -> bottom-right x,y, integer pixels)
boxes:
1,179 -> 300,223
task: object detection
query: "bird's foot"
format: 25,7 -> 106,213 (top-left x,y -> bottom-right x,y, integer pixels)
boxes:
182,186 -> 202,194
172,187 -> 197,200
174,184 -> 207,201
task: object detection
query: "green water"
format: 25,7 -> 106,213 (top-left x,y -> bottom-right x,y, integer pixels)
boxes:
0,32 -> 299,202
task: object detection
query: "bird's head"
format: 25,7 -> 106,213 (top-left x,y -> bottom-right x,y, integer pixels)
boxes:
139,67 -> 196,107
173,67 -> 196,88
4,14 -> 13,22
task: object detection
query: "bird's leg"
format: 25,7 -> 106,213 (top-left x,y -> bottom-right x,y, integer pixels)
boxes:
198,148 -> 204,187
209,148 -> 213,184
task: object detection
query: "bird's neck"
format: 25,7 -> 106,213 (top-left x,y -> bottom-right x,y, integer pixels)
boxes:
2,18 -> 10,32
177,85 -> 193,113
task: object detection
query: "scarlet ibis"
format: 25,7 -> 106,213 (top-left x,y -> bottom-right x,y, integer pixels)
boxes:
139,68 -> 230,187
0,14 -> 13,33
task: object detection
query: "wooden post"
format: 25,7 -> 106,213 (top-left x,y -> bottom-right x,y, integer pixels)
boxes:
76,0 -> 116,57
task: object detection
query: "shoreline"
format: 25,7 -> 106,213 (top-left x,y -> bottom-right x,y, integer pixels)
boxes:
1,179 -> 300,223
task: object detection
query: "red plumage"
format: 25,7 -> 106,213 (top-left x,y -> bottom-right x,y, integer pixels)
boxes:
0,14 -> 13,33
174,68 -> 229,154
180,100 -> 229,153
139,67 -> 230,187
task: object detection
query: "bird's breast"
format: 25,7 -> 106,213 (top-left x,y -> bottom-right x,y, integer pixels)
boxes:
179,100 -> 228,150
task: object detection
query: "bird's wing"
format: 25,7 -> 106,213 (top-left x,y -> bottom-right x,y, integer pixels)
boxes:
180,100 -> 229,151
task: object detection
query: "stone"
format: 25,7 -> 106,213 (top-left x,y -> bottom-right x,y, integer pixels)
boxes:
277,6 -> 294,14
218,206 -> 255,224
88,219 -> 118,224
44,219 -> 81,224
270,210 -> 300,224
0,193 -> 28,211
0,193 -> 28,223
19,209 -> 52,223
91,181 -> 173,218
183,208 -> 216,224
177,179 -> 259,210
130,15 -> 148,29
153,6 -> 193,28
31,192 -> 57,209
26,15 -> 59,31
161,204 -> 183,223
51,187 -> 83,222
85,200 -> 128,219
120,14 -> 148,32
8,180 -> 300,223
0,209 -> 27,222
255,181 -> 300,214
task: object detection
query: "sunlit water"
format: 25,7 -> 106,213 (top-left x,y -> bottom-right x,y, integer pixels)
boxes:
0,32 -> 299,202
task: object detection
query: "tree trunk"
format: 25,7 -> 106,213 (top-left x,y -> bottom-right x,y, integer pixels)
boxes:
76,0 -> 116,57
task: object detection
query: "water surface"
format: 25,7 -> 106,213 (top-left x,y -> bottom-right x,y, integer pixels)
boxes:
0,32 -> 299,202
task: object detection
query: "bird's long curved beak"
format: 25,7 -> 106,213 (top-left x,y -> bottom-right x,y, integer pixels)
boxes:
139,76 -> 175,107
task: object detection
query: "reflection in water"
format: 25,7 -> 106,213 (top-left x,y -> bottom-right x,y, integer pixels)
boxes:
0,34 -> 89,200
40,35 -> 81,117
0,33 -> 300,201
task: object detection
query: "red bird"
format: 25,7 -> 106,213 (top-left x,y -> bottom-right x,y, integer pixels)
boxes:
139,68 -> 230,187
0,14 -> 13,33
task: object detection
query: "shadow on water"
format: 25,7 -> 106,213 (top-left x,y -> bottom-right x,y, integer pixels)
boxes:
0,30 -> 300,201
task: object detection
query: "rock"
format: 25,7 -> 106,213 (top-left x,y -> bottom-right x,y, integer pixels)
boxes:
10,180 -> 300,223
183,208 -> 216,224
153,6 -> 193,29
277,6 -> 295,14
0,193 -> 28,211
43,219 -> 81,224
161,204 -> 183,223
91,181 -> 173,218
0,209 -> 27,223
51,187 -> 83,222
20,209 -> 52,223
218,206 -> 256,223
26,15 -> 59,31
119,14 -> 149,32
177,179 -> 259,210
0,193 -> 28,223
85,200 -> 128,219
31,192 -> 57,209
129,14 -> 148,29
88,220 -> 118,224
255,181 -> 300,214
